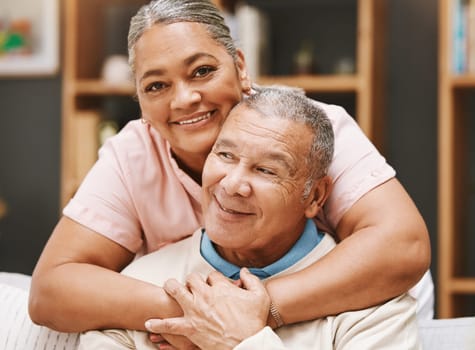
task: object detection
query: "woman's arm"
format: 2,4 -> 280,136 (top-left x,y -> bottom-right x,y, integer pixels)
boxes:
265,178 -> 430,324
29,216 -> 182,333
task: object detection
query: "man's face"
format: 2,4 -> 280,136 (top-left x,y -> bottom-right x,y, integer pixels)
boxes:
202,104 -> 316,266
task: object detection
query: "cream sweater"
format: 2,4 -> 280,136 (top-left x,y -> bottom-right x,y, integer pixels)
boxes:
80,230 -> 421,350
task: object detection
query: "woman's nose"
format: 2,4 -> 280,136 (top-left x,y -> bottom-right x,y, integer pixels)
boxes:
170,82 -> 201,109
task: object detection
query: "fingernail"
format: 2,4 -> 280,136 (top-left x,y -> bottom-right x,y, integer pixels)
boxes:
145,320 -> 151,330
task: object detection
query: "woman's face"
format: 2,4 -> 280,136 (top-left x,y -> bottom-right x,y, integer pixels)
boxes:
134,21 -> 249,164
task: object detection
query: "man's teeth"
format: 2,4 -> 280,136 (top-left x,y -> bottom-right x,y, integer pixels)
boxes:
177,112 -> 211,125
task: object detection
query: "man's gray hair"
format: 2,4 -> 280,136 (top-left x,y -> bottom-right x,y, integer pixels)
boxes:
243,85 -> 335,199
128,0 -> 237,72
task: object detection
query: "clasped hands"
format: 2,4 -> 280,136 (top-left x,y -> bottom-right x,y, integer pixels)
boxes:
146,268 -> 271,350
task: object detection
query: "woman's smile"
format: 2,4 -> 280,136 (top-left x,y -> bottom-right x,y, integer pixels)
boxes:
170,110 -> 214,126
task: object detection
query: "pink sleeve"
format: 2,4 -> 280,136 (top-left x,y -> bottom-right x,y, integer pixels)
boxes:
63,135 -> 142,253
316,103 -> 396,232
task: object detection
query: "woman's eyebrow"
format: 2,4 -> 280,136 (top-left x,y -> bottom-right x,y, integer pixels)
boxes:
140,68 -> 165,82
184,52 -> 218,66
140,53 -> 218,83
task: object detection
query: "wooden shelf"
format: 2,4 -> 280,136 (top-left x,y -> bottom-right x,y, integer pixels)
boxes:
447,278 -> 475,294
438,0 -> 475,318
73,75 -> 360,96
450,75 -> 475,88
257,74 -> 359,93
75,80 -> 135,96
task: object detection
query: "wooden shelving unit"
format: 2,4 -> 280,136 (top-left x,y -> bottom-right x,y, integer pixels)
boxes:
438,0 -> 475,317
61,0 -> 386,208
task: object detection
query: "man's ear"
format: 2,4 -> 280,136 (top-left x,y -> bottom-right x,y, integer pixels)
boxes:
304,176 -> 333,218
236,49 -> 252,93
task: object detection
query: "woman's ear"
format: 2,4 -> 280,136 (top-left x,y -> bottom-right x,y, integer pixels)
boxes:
236,49 -> 252,93
304,176 -> 333,218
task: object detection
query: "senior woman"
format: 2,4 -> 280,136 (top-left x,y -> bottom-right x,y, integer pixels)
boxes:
29,0 -> 432,335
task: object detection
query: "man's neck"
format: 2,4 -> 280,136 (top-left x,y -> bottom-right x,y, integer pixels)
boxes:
200,219 -> 323,280
215,221 -> 309,268
214,239 -> 299,268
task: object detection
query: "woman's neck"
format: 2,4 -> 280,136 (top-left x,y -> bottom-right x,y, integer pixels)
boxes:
171,149 -> 208,186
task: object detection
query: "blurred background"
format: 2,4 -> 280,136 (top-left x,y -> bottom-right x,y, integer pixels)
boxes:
0,0 -> 473,318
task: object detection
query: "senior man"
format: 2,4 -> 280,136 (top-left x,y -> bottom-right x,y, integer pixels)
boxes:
80,86 -> 421,349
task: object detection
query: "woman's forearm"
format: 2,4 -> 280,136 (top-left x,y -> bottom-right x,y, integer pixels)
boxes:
29,217 -> 183,333
265,179 -> 431,324
266,228 -> 426,324
29,263 -> 181,332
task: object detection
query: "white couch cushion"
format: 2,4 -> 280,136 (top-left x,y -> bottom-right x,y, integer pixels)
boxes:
418,317 -> 475,350
0,282 -> 79,350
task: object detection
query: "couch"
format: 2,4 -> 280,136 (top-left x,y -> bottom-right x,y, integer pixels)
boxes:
1,272 -> 474,350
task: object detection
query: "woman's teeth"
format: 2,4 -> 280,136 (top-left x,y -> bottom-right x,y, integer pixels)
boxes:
177,112 -> 211,125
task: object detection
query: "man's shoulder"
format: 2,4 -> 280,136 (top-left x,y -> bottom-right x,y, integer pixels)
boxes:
121,229 -> 203,285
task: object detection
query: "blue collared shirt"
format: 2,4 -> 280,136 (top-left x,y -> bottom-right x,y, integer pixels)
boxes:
200,219 -> 323,280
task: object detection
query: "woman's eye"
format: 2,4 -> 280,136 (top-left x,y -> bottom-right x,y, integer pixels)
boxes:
144,82 -> 166,92
194,66 -> 215,78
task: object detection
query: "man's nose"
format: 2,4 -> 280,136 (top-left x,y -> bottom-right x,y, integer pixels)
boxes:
170,82 -> 201,109
221,166 -> 252,197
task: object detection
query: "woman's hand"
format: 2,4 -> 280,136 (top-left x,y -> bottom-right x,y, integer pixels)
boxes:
145,268 -> 270,350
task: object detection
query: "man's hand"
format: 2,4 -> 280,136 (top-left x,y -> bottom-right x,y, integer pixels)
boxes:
148,333 -> 198,350
145,268 -> 270,350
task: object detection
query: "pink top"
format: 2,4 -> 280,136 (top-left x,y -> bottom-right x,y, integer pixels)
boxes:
63,101 -> 395,255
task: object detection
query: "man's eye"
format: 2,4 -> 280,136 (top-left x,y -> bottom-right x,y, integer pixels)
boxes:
145,82 -> 166,92
257,167 -> 276,176
194,66 -> 215,78
218,152 -> 234,160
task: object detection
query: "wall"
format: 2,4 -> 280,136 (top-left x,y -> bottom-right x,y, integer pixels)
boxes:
0,0 -> 439,302
387,0 -> 438,286
0,77 -> 61,274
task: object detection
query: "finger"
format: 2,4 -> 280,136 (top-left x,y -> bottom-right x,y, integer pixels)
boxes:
145,318 -> 192,337
185,273 -> 209,295
149,333 -> 166,343
232,278 -> 243,288
240,267 -> 266,294
206,270 -> 234,286
155,342 -> 175,350
163,279 -> 194,310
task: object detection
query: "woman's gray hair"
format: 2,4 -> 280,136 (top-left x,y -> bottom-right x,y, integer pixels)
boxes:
243,85 -> 335,199
128,0 -> 237,72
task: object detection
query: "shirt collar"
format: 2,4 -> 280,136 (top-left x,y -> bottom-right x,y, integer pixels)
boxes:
200,219 -> 323,280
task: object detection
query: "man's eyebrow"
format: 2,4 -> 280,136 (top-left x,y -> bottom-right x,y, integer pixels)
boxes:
264,151 -> 296,174
214,138 -> 236,149
214,138 -> 296,173
140,53 -> 218,83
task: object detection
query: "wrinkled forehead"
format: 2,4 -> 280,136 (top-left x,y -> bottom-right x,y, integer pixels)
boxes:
219,104 -> 312,156
224,102 -> 252,123
220,104 -> 270,136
